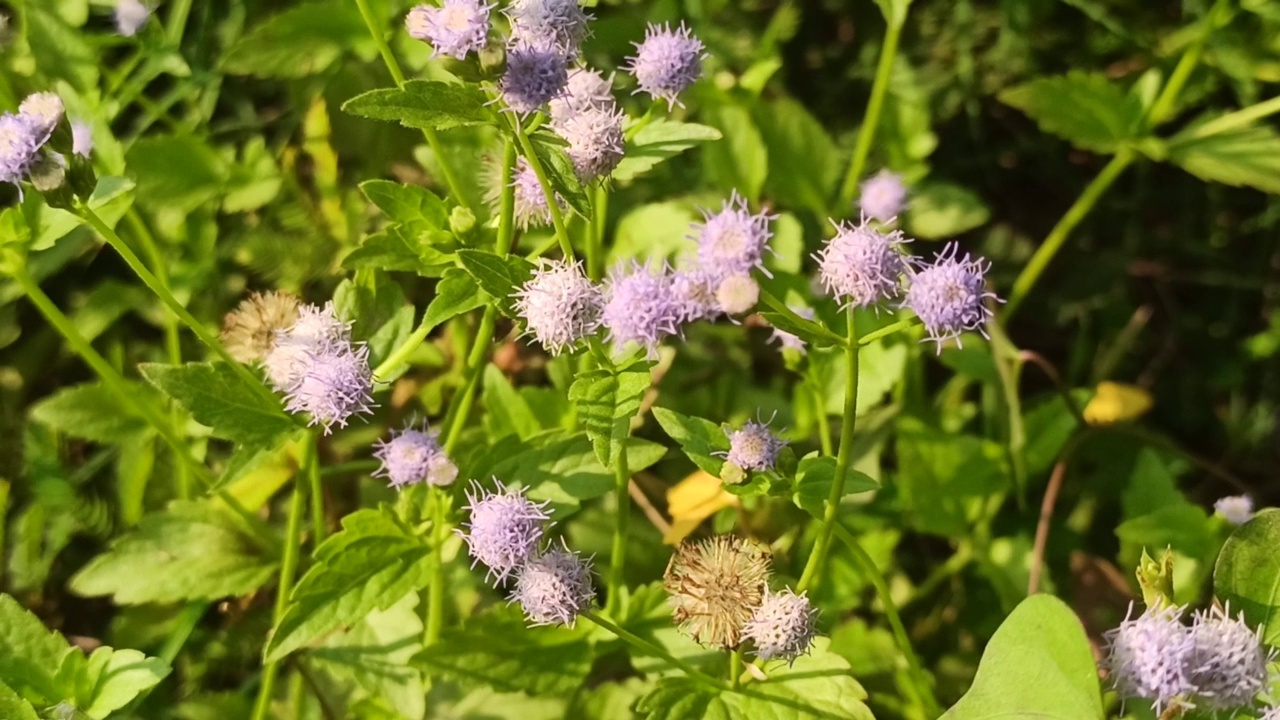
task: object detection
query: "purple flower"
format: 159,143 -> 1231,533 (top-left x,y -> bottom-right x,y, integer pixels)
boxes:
768,306 -> 814,355
626,22 -> 705,108
405,0 -> 492,59
1185,604 -> 1270,709
693,193 -> 775,279
512,545 -> 596,627
743,589 -> 817,662
0,114 -> 45,186
1103,603 -> 1194,714
670,268 -> 721,324
504,157 -> 560,229
374,421 -> 458,488
513,259 -> 603,355
505,0 -> 590,55
601,261 -> 685,358
115,0 -> 150,37
263,302 -> 352,390
71,121 -> 93,158
814,218 -> 907,310
282,343 -> 375,433
1261,706 -> 1280,720
1214,495 -> 1253,526
714,273 -> 758,316
500,41 -> 569,114
18,93 -> 63,138
903,243 -> 999,349
858,169 -> 907,223
549,69 -> 615,131
723,418 -> 784,472
560,105 -> 625,181
458,480 -> 551,584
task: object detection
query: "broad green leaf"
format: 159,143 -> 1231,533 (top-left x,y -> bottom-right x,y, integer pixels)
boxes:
310,593 -> 425,720
30,176 -> 135,251
723,639 -> 874,719
905,181 -> 991,240
423,268 -> 488,329
894,419 -> 1009,537
60,646 -> 170,719
635,678 -> 731,720
0,593 -> 71,702
1214,510 -> 1280,647
139,362 -> 293,446
69,501 -> 278,605
266,509 -> 434,661
569,359 -> 653,467
941,595 -> 1104,719
359,180 -> 449,229
610,201 -> 699,264
457,248 -> 536,315
758,311 -> 844,348
221,1 -> 374,79
999,72 -> 1144,154
614,120 -> 723,184
333,271 -> 412,367
651,407 -> 728,476
26,5 -> 97,92
754,97 -> 841,215
530,135 -> 592,218
342,80 -> 496,131
793,454 -> 880,516
483,364 -> 541,440
1166,124 -> 1280,194
0,681 -> 38,720
29,382 -> 154,443
414,608 -> 592,695
700,103 -> 768,201
343,225 -> 454,275
127,135 -> 228,213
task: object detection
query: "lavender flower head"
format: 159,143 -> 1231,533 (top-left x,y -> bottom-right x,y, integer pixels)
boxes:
71,121 -> 93,158
1103,603 -> 1195,713
715,274 -> 758,316
694,193 -> 776,279
769,306 -> 814,355
282,343 -> 375,433
263,302 -> 352,391
1185,603 -> 1269,709
743,589 -> 818,662
601,262 -> 685,358
374,422 -> 458,488
458,480 -> 551,583
815,218 -> 907,310
0,114 -> 44,185
549,69 -> 615,130
115,0 -> 151,37
723,417 -> 785,472
626,22 -> 705,108
670,268 -> 720,324
18,93 -> 64,138
506,0 -> 590,54
513,259 -> 602,355
561,106 -> 625,181
512,545 -> 596,626
500,41 -> 569,114
903,243 -> 998,349
405,0 -> 492,59
858,169 -> 907,223
1214,495 -> 1254,526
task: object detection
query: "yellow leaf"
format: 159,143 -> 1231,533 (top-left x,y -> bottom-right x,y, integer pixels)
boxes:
1083,381 -> 1153,425
663,470 -> 736,545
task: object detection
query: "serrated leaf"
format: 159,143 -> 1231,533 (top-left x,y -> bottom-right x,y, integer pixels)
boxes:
0,593 -> 71,702
423,268 -> 488,329
222,1 -> 374,79
754,97 -> 840,215
569,360 -> 652,467
483,364 -> 541,440
614,120 -> 723,184
69,501 -> 278,605
0,681 -> 38,720
266,509 -> 434,661
457,249 -> 535,314
1214,510 -> 1280,647
635,678 -> 730,720
652,407 -> 728,476
999,72 -> 1144,154
61,646 -> 170,719
529,135 -> 592,218
1167,123 -> 1280,194
29,382 -> 154,443
332,271 -> 413,369
342,80 -> 496,131
310,593 -> 425,720
343,225 -> 455,274
758,312 -> 844,348
792,454 -> 879,516
127,136 -> 228,213
139,362 -> 293,446
359,180 -> 449,229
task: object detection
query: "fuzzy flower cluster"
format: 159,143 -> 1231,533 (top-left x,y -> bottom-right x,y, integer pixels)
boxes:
664,535 -> 816,662
496,0 -> 592,116
903,244 -> 999,349
722,417 -> 786,474
373,421 -> 458,488
221,291 -> 303,363
405,0 -> 493,59
513,259 -> 603,355
115,0 -> 151,37
815,218 -> 907,309
1214,495 -> 1254,525
261,302 -> 374,433
1103,602 -> 1272,714
626,22 -> 706,107
0,91 -> 65,188
858,169 -> 908,223
458,480 -> 596,626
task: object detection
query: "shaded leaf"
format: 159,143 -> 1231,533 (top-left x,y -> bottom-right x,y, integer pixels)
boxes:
343,80 -> 495,131
29,382 -> 154,444
139,362 -> 293,446
615,120 -> 723,184
569,359 -> 652,466
222,1 -> 374,79
1167,123 -> 1280,194
792,454 -> 879,516
999,72 -> 1144,154
359,180 -> 449,229
652,407 -> 728,476
457,249 -> 535,315
1214,510 -> 1280,647
423,268 -> 488,329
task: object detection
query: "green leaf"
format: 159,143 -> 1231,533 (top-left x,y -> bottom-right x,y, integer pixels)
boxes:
139,362 -> 293,446
0,681 -> 38,720
483,365 -> 542,440
905,181 -> 991,240
999,72 -> 1144,154
530,135 -> 592,219
894,419 -> 1009,537
310,593 -> 425,720
342,80 -> 496,131
754,97 -> 841,215
793,454 -> 880,516
941,595 -> 1104,720
127,136 -> 228,213
423,268 -> 488,329
457,249 -> 536,315
69,501 -> 278,605
0,593 -> 71,702
700,104 -> 768,201
30,176 -> 135,252
1166,124 -> 1280,194
359,180 -> 449,229
1214,510 -> 1280,647
221,1 -> 374,79
414,608 -> 592,695
343,225 -> 455,275
610,201 -> 699,265
266,509 -> 434,662
332,271 -> 413,369
61,646 -> 170,719
758,311 -> 845,349
614,120 -> 723,184
29,382 -> 154,443
635,679 -> 730,720
651,407 -> 728,476
569,359 -> 653,467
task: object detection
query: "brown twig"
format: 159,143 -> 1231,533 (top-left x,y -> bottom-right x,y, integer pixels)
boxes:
1028,432 -> 1088,595
629,477 -> 671,536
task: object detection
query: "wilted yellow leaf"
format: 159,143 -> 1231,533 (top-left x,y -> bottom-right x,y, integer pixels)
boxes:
663,470 -> 736,545
1083,381 -> 1153,425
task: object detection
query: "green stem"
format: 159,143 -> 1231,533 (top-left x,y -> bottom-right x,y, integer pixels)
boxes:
606,445 -> 631,615
581,610 -> 726,691
319,459 -> 380,477
164,0 -> 194,44
305,433 -> 325,544
443,307 -> 498,452
758,289 -> 845,346
797,308 -> 859,592
251,483 -> 306,720
831,523 -> 941,717
729,647 -> 744,690
810,381 -> 834,456
835,11 -> 907,210
158,603 -> 206,665
1172,94 -> 1280,142
588,184 -> 608,282
511,119 -> 574,259
426,486 -> 448,646
1145,0 -> 1231,129
858,316 -> 922,346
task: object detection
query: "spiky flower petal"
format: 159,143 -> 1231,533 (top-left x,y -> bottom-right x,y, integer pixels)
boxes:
506,0 -> 590,54
0,114 -> 44,185
560,106 -> 625,181
670,268 -> 720,324
512,545 -> 596,626
743,589 -> 818,662
405,0 -> 492,59
858,169 -> 907,223
549,69 -> 615,131
693,193 -> 775,278
626,22 -> 705,108
458,480 -> 551,584
815,218 -> 907,309
262,302 -> 352,391
724,418 -> 784,472
1103,603 -> 1194,714
664,535 -> 771,649
1214,495 -> 1254,526
513,259 -> 603,355
1185,604 -> 1269,709
282,343 -> 375,432
601,261 -> 685,358
374,421 -> 457,488
903,243 -> 998,349
221,291 -> 303,364
500,41 -> 569,114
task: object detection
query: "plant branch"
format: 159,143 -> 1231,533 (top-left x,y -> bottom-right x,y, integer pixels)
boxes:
251,483 -> 306,720
835,8 -> 908,210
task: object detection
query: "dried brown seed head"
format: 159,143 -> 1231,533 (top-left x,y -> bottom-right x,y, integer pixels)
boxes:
663,534 -> 771,649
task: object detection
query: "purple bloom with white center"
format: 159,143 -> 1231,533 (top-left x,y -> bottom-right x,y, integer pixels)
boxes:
626,22 -> 705,108
513,259 -> 602,355
500,41 -> 569,114
505,157 -> 559,229
512,545 -> 596,627
374,422 -> 457,488
1103,603 -> 1194,714
0,113 -> 44,185
263,302 -> 354,392
815,218 -> 907,310
723,418 -> 784,472
768,306 -> 814,355
560,105 -> 625,181
1214,495 -> 1254,525
458,480 -> 551,584
115,0 -> 151,37
283,343 -> 375,433
693,192 -> 776,279
601,262 -> 685,358
18,92 -> 63,138
670,268 -> 721,324
715,274 -> 758,316
549,69 -> 614,130
506,0 -> 590,55
858,169 -> 908,223
1185,603 -> 1269,709
903,243 -> 999,350
743,589 -> 817,663
405,0 -> 492,59
72,121 -> 93,158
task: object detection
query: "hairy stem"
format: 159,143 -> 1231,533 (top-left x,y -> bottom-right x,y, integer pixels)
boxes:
588,184 -> 608,281
426,486 -> 448,646
729,647 -> 744,690
510,118 -> 574,259
835,9 -> 907,210
305,432 -> 325,544
251,483 -> 306,720
606,444 -> 632,615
